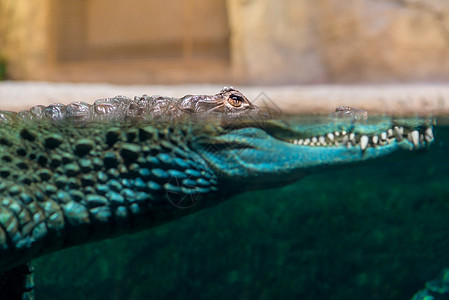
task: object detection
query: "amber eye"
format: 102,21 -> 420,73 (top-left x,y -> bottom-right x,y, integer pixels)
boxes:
228,94 -> 244,107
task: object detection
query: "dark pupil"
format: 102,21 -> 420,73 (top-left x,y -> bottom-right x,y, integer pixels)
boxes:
230,95 -> 243,106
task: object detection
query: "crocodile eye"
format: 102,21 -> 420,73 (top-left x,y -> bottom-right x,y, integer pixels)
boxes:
228,94 -> 244,107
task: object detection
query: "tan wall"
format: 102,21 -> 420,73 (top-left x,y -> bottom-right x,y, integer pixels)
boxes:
228,0 -> 449,84
0,0 -> 50,80
1,0 -> 449,84
87,1 -> 184,47
86,0 -> 228,48
227,0 -> 326,84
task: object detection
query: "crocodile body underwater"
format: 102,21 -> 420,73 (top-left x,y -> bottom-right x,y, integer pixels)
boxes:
0,88 -> 434,299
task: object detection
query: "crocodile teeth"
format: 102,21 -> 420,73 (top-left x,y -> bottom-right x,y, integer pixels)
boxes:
360,135 -> 369,150
425,127 -> 434,141
319,136 -> 326,145
409,130 -> 419,147
394,126 -> 404,141
290,126 -> 432,148
387,129 -> 393,138
394,126 -> 404,135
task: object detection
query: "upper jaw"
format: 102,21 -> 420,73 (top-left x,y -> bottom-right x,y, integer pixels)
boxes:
194,116 -> 434,192
286,124 -> 434,151
223,115 -> 435,151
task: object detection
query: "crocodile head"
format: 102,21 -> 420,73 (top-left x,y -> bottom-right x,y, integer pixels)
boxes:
6,88 -> 433,195
177,87 -> 258,117
9,87 -> 258,123
193,113 -> 434,192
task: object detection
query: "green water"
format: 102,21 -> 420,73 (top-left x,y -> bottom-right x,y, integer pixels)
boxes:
33,121 -> 449,300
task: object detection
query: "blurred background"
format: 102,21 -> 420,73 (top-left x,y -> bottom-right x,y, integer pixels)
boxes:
1,2 -> 449,299
1,0 -> 449,113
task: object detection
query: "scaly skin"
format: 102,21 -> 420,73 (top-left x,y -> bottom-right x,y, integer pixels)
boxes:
14,87 -> 257,123
0,88 -> 434,299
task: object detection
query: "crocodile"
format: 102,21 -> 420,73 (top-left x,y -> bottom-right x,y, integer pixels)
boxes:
0,87 -> 434,299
